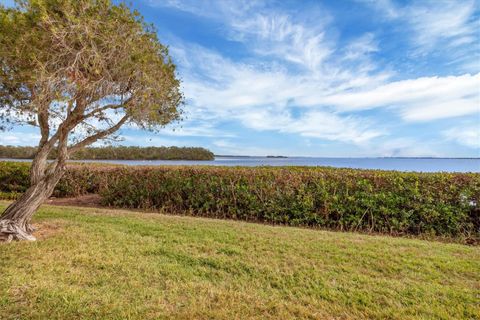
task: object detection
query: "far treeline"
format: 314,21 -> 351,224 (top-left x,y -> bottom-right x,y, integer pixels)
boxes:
0,146 -> 214,161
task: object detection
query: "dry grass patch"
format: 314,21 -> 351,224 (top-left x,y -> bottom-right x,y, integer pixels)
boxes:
32,221 -> 65,240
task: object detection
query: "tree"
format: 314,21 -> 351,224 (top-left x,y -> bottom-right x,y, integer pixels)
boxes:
0,0 -> 183,241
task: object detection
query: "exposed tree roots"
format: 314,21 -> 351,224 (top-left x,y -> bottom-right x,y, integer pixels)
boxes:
0,220 -> 36,242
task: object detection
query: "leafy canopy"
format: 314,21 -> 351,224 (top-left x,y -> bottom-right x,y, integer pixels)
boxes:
0,0 -> 183,147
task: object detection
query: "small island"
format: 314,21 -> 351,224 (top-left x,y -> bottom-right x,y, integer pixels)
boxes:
0,145 -> 215,161
266,155 -> 288,158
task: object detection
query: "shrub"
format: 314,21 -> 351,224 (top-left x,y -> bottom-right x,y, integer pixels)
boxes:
0,161 -> 30,194
97,167 -> 479,239
0,161 -> 478,240
0,162 -> 110,198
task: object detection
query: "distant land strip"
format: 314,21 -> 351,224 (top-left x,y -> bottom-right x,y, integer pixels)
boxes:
0,145 -> 214,161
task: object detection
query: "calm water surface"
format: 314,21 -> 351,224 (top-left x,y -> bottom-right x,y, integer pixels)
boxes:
4,157 -> 479,173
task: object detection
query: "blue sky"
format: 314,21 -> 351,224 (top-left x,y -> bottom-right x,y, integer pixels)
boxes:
1,0 -> 479,157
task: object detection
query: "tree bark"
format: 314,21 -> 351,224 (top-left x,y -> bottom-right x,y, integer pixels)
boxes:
0,97 -> 130,242
0,157 -> 65,242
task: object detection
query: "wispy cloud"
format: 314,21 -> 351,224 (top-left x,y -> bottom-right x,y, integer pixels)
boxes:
343,33 -> 379,61
360,0 -> 479,57
228,12 -> 334,73
317,73 -> 480,121
234,108 -> 383,144
357,0 -> 400,19
171,42 -> 387,144
406,1 -> 478,54
175,41 -> 479,127
157,0 -> 479,155
4,0 -> 478,157
443,123 -> 480,150
160,122 -> 236,138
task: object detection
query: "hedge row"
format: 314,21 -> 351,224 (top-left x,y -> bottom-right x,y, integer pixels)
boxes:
0,161 -> 108,197
1,161 -> 479,240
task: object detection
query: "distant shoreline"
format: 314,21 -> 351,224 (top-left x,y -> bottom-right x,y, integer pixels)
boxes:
0,145 -> 215,161
2,157 -> 478,173
2,156 -> 479,160
215,155 -> 480,160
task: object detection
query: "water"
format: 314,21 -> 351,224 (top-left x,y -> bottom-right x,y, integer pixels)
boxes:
3,157 -> 479,173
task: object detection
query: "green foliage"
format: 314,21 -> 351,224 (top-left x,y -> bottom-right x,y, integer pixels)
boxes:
0,162 -> 104,197
0,161 -> 30,194
0,145 -> 214,160
102,166 -> 480,240
1,0 -> 183,137
1,161 -> 478,240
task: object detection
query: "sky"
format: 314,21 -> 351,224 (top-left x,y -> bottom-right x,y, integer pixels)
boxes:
1,0 -> 479,157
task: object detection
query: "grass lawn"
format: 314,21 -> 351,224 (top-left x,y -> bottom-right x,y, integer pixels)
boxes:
0,202 -> 479,319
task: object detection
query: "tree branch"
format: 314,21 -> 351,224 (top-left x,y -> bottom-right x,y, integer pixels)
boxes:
68,114 -> 129,155
82,95 -> 133,119
37,105 -> 50,148
83,102 -> 126,119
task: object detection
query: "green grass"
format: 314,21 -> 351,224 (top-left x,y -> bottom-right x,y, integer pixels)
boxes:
0,202 -> 479,319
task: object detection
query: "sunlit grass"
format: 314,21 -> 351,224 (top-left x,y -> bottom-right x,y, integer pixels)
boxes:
0,202 -> 478,319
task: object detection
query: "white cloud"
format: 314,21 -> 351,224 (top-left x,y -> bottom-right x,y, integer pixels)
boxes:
228,12 -> 334,73
236,109 -> 382,145
361,0 -> 479,55
179,43 -> 479,123
146,0 -> 479,157
357,0 -> 400,19
343,33 -> 379,61
152,0 -> 335,73
162,0 -> 479,127
161,125 -> 235,138
400,98 -> 478,122
0,132 -> 41,146
443,124 -> 480,149
175,41 -> 389,108
172,43 -> 387,144
406,1 -> 478,54
148,0 -> 261,20
121,135 -> 187,147
317,73 -> 480,121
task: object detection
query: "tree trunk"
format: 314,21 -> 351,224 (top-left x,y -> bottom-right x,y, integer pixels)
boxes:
0,163 -> 65,242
